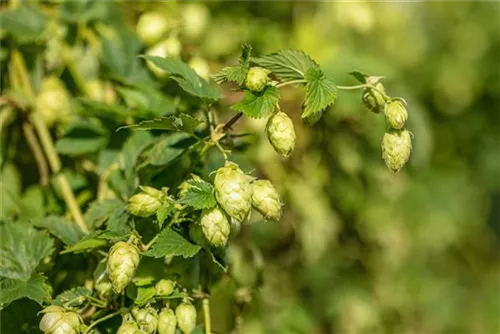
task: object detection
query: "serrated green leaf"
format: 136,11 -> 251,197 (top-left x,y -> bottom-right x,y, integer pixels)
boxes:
60,230 -> 124,254
231,86 -> 279,119
126,284 -> 156,306
0,5 -> 47,44
348,70 -> 369,84
212,44 -> 252,85
30,216 -> 86,246
84,199 -> 125,229
156,203 -> 174,228
140,56 -> 222,102
55,121 -> 109,156
252,49 -> 318,81
179,179 -> 217,210
0,275 -> 51,309
116,86 -> 177,117
53,287 -> 92,307
0,223 -> 54,280
144,228 -> 201,259
76,98 -> 132,123
118,114 -> 202,135
138,133 -> 193,168
302,67 -> 337,119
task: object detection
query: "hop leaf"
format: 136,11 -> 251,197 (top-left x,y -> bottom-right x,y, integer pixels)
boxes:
302,67 -> 337,119
266,111 -> 296,158
231,85 -> 279,119
251,180 -> 282,221
252,49 -> 318,81
175,302 -> 197,334
200,207 -> 231,247
144,228 -> 201,259
107,242 -> 140,293
158,308 -> 177,334
213,44 -> 252,85
381,129 -> 412,172
178,179 -> 217,210
214,162 -> 252,222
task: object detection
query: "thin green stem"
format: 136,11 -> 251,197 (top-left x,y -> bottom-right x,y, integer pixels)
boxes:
214,140 -> 228,160
144,234 -> 160,251
83,310 -> 121,334
203,298 -> 211,334
275,79 -> 307,88
22,122 -> 49,186
336,84 -> 368,90
0,107 -> 15,133
86,295 -> 107,309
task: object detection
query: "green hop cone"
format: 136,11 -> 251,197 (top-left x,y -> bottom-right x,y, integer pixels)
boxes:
384,100 -> 408,130
131,307 -> 159,334
381,129 -> 412,172
266,111 -> 296,158
362,81 -> 386,114
158,308 -> 177,334
117,320 -> 140,334
214,162 -> 252,222
107,242 -> 140,293
175,302 -> 197,334
245,67 -> 269,92
136,11 -> 170,46
155,279 -> 175,296
39,306 -> 81,334
200,207 -> 231,247
250,180 -> 282,221
127,186 -> 166,218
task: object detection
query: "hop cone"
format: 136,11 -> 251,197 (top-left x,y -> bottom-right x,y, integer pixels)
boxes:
117,321 -> 140,334
251,180 -> 282,221
158,308 -> 177,334
136,12 -> 170,46
127,186 -> 166,218
35,77 -> 71,127
245,67 -> 269,92
39,306 -> 81,334
266,111 -> 296,158
131,307 -> 159,334
362,81 -> 386,114
214,162 -> 252,222
384,100 -> 408,130
175,302 -> 197,334
381,129 -> 412,172
155,279 -> 175,296
200,207 -> 231,247
107,242 -> 140,293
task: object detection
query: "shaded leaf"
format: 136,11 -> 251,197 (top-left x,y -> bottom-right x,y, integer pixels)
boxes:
60,230 -> 124,254
138,133 -> 193,168
53,287 -> 92,307
252,49 -> 318,81
348,70 -> 369,84
0,5 -> 47,44
302,67 -> 337,119
55,122 -> 109,156
156,203 -> 175,228
118,114 -> 202,135
117,86 -> 177,117
126,284 -> 156,306
231,86 -> 279,119
144,228 -> 201,259
84,200 -> 124,229
179,179 -> 217,210
0,275 -> 51,309
30,216 -> 86,246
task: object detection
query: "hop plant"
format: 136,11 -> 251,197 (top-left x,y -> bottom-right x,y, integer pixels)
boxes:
200,207 -> 231,247
266,111 -> 296,158
384,100 -> 408,129
131,306 -> 159,334
39,306 -> 81,334
175,302 -> 197,334
117,320 -> 140,334
362,81 -> 386,114
245,67 -> 270,92
136,11 -> 170,46
250,180 -> 282,221
214,162 -> 252,222
158,308 -> 177,334
127,186 -> 167,218
381,129 -> 412,172
107,241 -> 140,293
34,76 -> 71,127
155,279 -> 175,296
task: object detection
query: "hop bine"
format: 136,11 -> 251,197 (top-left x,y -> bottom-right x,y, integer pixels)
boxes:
200,207 -> 231,247
214,162 -> 252,222
245,67 -> 270,92
107,241 -> 140,293
266,111 -> 296,158
158,308 -> 177,334
175,302 -> 197,334
39,306 -> 81,334
384,100 -> 408,130
251,179 -> 282,221
381,129 -> 412,172
131,306 -> 159,334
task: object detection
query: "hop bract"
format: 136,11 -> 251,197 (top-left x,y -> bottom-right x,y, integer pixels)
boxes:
155,279 -> 175,296
39,306 -> 81,334
175,302 -> 197,334
127,186 -> 166,218
251,180 -> 282,221
107,241 -> 140,293
384,100 -> 408,130
381,129 -> 412,172
245,67 -> 269,92
136,12 -> 170,46
214,162 -> 252,222
117,320 -> 140,334
362,82 -> 386,114
200,207 -> 231,247
266,111 -> 296,158
131,306 -> 159,334
158,308 -> 177,334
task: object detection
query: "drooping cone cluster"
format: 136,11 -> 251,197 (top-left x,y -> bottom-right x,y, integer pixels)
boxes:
131,306 -> 159,334
381,129 -> 412,172
384,100 -> 408,130
155,279 -> 175,296
362,81 -> 386,114
250,180 -> 282,221
107,241 -> 140,293
127,186 -> 167,218
200,207 -> 231,247
266,111 -> 296,158
158,308 -> 177,334
175,302 -> 197,334
39,306 -> 82,334
214,162 -> 252,222
245,67 -> 270,92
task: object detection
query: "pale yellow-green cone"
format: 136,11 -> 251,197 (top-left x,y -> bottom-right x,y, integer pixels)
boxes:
266,111 -> 296,158
34,76 -> 71,127
158,308 -> 177,334
131,307 -> 159,334
136,12 -> 170,46
155,279 -> 175,296
250,180 -> 282,221
381,129 -> 412,172
200,207 -> 231,247
127,186 -> 166,218
362,81 -> 386,114
117,321 -> 140,334
175,302 -> 197,334
107,242 -> 140,293
39,306 -> 81,334
214,162 -> 252,222
384,100 -> 408,130
245,67 -> 269,92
